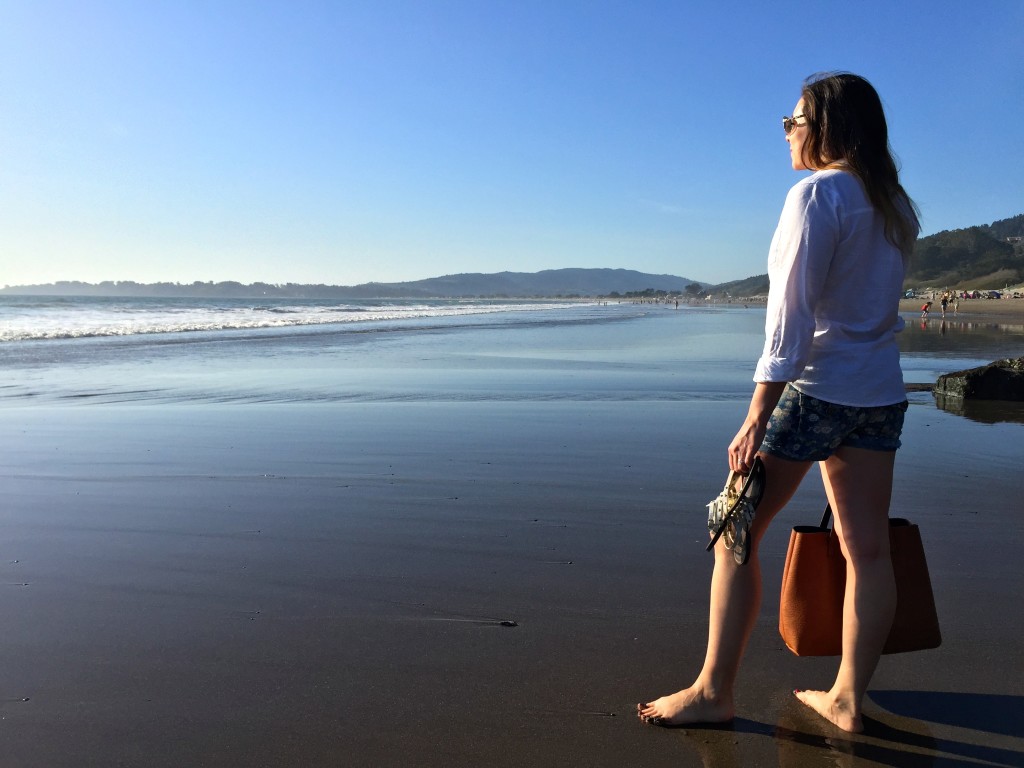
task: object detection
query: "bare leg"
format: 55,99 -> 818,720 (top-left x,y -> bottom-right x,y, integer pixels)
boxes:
639,453 -> 812,725
795,446 -> 896,733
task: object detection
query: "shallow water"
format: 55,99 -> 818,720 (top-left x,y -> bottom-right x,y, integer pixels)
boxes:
2,301 -> 1022,418
0,304 -> 752,405
898,315 -> 1024,383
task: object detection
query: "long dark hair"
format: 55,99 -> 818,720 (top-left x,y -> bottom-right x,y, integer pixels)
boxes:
799,72 -> 920,256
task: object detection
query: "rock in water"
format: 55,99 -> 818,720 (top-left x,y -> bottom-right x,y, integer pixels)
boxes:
934,357 -> 1024,401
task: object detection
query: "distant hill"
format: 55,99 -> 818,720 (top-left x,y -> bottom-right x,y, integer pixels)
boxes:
907,213 -> 1024,288
0,268 -> 702,299
708,213 -> 1024,297
374,268 -> 700,297
7,214 -> 1018,299
710,273 -> 770,298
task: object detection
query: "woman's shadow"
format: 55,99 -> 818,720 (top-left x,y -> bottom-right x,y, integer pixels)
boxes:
680,691 -> 1024,767
869,689 -> 1022,738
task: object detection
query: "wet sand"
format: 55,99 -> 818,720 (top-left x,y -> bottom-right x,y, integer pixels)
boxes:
1,392 -> 1022,767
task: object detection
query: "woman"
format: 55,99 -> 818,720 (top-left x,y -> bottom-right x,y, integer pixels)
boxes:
638,72 -> 919,734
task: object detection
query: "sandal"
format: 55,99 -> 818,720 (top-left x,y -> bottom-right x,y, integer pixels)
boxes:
705,457 -> 765,565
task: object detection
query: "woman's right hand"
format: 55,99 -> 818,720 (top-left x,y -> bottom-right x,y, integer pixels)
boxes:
728,419 -> 766,474
729,381 -> 788,473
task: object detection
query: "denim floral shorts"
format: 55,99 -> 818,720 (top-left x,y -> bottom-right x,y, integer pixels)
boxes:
760,384 -> 908,462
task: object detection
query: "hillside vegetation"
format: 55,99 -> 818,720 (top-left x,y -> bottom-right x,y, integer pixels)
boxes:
907,213 -> 1024,288
712,213 -> 1024,297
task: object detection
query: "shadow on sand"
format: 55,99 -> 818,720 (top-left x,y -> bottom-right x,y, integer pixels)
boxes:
871,689 -> 1024,738
672,692 -> 1024,767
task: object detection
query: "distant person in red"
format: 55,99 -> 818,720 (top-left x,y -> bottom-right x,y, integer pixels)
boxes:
920,301 -> 932,318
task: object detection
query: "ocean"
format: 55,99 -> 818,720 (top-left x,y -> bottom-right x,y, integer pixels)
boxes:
0,295 -> 601,342
1,294 -> 1022,413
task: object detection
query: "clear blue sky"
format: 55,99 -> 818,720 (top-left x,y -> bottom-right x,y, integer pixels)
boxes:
2,0 -> 1021,288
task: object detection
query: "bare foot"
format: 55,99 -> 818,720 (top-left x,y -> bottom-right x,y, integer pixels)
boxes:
793,689 -> 863,733
637,687 -> 733,727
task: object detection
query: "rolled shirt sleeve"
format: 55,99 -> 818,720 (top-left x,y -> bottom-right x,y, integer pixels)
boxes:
754,177 -> 839,383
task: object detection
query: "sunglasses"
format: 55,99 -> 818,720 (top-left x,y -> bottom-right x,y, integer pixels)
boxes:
782,114 -> 806,135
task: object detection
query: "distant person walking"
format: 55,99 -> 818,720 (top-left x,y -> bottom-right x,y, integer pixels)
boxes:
940,293 -> 949,317
638,72 -> 919,734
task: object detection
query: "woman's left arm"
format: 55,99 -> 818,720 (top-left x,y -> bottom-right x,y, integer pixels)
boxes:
729,381 -> 787,473
734,178 -> 840,473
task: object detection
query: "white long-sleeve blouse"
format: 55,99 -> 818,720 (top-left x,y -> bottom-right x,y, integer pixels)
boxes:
753,168 -> 914,407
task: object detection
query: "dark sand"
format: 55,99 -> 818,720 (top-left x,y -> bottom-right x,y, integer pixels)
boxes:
1,394 -> 1022,767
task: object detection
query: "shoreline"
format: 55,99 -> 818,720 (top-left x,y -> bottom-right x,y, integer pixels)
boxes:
899,296 -> 1024,323
684,296 -> 1024,326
